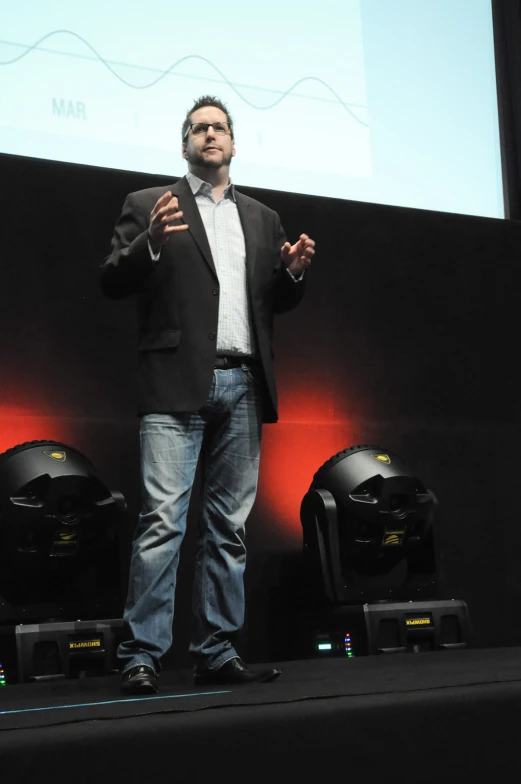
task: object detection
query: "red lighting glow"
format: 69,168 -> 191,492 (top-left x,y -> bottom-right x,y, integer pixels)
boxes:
256,421 -> 358,542
0,406 -> 73,454
255,373 -> 364,541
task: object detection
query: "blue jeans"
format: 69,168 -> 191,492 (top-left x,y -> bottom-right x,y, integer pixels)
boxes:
117,365 -> 263,674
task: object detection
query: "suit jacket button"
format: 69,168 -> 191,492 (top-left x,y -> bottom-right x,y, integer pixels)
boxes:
209,332 -> 216,340
212,288 -> 219,296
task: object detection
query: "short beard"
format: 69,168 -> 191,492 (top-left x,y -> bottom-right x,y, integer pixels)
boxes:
187,149 -> 233,169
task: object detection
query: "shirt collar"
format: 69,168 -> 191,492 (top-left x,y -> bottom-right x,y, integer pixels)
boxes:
186,171 -> 236,201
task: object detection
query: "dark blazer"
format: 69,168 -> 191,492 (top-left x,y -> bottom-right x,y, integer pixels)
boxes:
100,176 -> 305,422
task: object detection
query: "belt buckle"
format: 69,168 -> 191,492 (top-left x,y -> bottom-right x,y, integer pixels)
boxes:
216,355 -> 232,369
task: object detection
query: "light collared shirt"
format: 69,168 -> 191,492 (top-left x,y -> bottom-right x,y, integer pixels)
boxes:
185,171 -> 255,357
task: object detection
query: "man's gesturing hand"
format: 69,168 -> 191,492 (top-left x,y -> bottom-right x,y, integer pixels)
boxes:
281,234 -> 315,277
148,191 -> 189,251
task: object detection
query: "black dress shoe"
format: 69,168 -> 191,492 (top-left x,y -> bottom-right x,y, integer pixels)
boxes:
194,657 -> 281,685
121,665 -> 158,695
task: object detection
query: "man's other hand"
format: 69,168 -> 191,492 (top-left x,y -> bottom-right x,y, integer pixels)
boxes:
149,191 -> 189,251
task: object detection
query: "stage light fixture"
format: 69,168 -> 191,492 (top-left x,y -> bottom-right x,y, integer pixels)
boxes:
0,440 -> 126,624
300,444 -> 437,604
297,445 -> 472,657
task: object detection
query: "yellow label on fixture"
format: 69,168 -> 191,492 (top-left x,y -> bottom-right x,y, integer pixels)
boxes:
406,618 -> 432,627
43,450 -> 66,462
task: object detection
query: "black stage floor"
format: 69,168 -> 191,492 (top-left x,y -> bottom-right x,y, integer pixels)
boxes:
1,646 -> 521,780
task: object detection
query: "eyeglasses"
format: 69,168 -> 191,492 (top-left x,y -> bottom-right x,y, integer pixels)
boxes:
184,122 -> 231,139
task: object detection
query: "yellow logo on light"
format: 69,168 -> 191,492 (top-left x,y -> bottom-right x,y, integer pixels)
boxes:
69,640 -> 101,650
43,450 -> 66,462
383,534 -> 401,545
371,454 -> 391,464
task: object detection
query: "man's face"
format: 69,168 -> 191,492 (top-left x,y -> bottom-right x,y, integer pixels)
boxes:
182,106 -> 235,170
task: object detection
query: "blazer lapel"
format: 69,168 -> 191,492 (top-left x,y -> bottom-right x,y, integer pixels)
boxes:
235,191 -> 258,283
171,177 -> 217,278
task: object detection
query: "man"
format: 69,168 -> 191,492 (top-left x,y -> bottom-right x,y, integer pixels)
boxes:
101,96 -> 315,695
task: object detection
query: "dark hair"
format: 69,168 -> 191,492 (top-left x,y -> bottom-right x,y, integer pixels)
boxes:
181,95 -> 234,141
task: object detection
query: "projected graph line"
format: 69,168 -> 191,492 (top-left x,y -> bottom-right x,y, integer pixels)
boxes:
0,30 -> 369,127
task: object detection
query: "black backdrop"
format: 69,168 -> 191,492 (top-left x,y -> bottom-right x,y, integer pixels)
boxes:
1,151 -> 521,668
